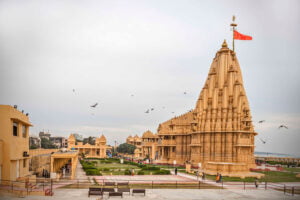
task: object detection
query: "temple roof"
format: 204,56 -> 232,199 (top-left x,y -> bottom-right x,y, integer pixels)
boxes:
157,40 -> 255,135
99,134 -> 106,141
68,134 -> 75,141
142,130 -> 154,138
194,40 -> 254,132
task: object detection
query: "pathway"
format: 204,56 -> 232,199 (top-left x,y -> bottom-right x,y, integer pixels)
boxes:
1,188 -> 298,200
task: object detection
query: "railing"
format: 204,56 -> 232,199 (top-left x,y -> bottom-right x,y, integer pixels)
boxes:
0,178 -> 299,197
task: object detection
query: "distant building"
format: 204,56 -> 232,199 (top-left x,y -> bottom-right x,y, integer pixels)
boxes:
39,131 -> 51,140
141,130 -> 159,160
68,134 -> 111,158
0,105 -> 33,181
29,136 -> 41,148
126,135 -> 142,158
50,137 -> 68,148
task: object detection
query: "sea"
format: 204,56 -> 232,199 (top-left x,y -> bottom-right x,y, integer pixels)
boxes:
255,151 -> 300,158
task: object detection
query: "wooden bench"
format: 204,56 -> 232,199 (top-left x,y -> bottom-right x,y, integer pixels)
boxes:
132,189 -> 146,196
88,187 -> 103,197
117,182 -> 129,187
103,188 -> 115,193
104,182 -> 116,186
117,188 -> 130,194
108,191 -> 123,198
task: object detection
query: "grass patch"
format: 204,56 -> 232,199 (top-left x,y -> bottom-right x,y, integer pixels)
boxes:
283,167 -> 300,173
179,169 -> 300,182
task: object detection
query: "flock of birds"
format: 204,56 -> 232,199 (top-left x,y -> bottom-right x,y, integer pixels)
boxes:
73,88 -> 289,146
257,120 -> 288,145
72,89 -> 188,115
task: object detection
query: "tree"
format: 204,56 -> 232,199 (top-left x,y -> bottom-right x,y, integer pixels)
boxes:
29,144 -> 39,149
116,143 -> 136,154
83,136 -> 96,145
41,138 -> 57,149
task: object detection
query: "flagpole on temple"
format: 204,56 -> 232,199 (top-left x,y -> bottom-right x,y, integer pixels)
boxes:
230,15 -> 237,52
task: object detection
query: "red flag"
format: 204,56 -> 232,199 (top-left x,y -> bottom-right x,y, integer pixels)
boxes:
234,30 -> 252,40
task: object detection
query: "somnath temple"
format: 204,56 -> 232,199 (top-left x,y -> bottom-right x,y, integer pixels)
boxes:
155,40 -> 258,177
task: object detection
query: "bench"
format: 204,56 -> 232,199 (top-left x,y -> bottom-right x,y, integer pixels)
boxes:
117,188 -> 130,194
88,187 -> 103,197
117,182 -> 129,187
108,191 -> 123,198
104,182 -> 116,186
103,188 -> 115,193
132,189 -> 146,196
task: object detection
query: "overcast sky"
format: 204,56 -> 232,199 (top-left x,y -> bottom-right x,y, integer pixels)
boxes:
0,0 -> 299,156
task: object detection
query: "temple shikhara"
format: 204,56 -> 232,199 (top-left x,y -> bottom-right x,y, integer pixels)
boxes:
128,40 -> 259,177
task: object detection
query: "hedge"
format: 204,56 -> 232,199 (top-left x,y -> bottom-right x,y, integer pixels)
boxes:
137,171 -> 145,175
141,166 -> 160,171
153,170 -> 171,175
85,169 -> 102,175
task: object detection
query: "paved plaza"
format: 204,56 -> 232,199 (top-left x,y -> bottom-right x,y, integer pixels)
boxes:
0,188 -> 298,200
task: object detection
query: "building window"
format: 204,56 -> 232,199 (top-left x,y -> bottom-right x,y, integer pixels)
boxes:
13,122 -> 18,136
22,125 -> 27,138
23,159 -> 26,168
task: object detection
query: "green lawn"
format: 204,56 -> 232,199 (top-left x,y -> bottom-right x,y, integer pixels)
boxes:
178,170 -> 300,182
96,163 -> 140,169
82,159 -> 171,175
283,167 -> 300,173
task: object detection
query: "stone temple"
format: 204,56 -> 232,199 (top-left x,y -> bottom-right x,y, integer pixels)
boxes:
156,40 -> 258,176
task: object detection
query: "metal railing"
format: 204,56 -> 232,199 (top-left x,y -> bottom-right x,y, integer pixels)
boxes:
0,178 -> 299,197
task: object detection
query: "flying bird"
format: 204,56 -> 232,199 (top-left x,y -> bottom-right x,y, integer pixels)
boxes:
151,108 -> 154,111
184,92 -> 187,95
145,109 -> 149,114
90,103 -> 98,108
259,138 -> 266,144
278,125 -> 288,129
131,94 -> 134,97
258,120 -> 265,123
72,89 -> 76,93
171,112 -> 175,114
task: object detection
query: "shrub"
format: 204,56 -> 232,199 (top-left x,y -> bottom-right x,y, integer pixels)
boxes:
153,170 -> 170,175
103,168 -> 110,171
137,171 -> 145,175
85,169 -> 102,175
142,166 -> 160,171
124,169 -> 131,175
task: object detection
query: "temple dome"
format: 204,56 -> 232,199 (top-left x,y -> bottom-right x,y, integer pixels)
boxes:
142,130 -> 154,138
68,134 -> 75,141
99,134 -> 106,142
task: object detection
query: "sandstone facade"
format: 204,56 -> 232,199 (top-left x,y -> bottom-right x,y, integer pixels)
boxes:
156,41 -> 257,176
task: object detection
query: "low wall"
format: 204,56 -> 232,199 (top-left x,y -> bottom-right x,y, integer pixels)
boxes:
29,149 -> 59,157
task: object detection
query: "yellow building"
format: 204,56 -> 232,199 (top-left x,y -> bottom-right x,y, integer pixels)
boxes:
0,105 -> 33,181
50,150 -> 78,179
141,130 -> 159,160
155,41 -> 259,177
126,135 -> 142,158
68,134 -> 110,158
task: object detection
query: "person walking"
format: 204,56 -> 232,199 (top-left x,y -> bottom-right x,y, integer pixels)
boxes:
255,178 -> 259,188
202,172 -> 206,180
216,173 -> 220,183
175,167 -> 178,175
196,171 -> 199,180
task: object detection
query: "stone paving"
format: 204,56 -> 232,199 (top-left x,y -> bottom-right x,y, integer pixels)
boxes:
0,188 -> 298,200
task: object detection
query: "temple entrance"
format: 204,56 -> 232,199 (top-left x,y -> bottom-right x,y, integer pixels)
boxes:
50,151 -> 78,180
